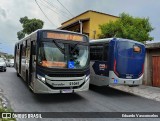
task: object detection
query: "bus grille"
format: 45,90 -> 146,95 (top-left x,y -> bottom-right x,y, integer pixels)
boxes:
46,82 -> 85,90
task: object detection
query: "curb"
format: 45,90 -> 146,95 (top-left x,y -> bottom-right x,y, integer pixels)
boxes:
110,85 -> 160,102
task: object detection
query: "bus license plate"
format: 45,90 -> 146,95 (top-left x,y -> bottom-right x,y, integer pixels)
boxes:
126,74 -> 133,79
61,89 -> 73,93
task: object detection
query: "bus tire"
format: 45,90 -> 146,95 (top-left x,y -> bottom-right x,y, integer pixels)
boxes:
26,71 -> 29,86
129,85 -> 139,87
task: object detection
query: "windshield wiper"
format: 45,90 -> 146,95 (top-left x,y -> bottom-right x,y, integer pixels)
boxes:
70,42 -> 81,54
52,40 -> 65,54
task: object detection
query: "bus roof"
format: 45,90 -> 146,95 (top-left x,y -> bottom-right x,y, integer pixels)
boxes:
37,29 -> 88,36
15,29 -> 88,44
90,38 -> 113,44
90,38 -> 144,46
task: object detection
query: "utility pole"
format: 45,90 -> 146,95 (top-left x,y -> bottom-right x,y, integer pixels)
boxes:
79,20 -> 83,34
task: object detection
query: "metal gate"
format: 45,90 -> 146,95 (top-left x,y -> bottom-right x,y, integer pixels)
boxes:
152,56 -> 160,87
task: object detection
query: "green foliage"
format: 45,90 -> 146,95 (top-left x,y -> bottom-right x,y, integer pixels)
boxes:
22,18 -> 44,34
19,16 -> 28,24
99,13 -> 154,42
17,30 -> 25,40
17,16 -> 44,40
0,108 -> 16,121
4,54 -> 14,59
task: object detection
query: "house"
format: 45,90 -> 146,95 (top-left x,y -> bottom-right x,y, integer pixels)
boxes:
59,10 -> 119,39
143,42 -> 160,87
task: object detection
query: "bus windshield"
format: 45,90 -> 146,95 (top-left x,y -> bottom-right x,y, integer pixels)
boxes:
116,40 -> 145,78
38,41 -> 89,69
117,41 -> 142,58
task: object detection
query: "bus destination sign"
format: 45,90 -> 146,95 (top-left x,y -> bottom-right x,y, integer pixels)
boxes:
45,32 -> 83,41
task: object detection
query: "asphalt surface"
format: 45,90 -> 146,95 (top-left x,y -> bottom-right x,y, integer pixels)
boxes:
0,68 -> 160,121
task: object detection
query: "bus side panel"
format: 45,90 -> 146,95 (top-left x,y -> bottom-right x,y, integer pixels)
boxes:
108,39 -> 116,72
90,61 -> 109,86
14,45 -> 17,69
19,44 -> 22,75
14,45 -> 18,70
21,42 -> 27,80
15,45 -> 18,72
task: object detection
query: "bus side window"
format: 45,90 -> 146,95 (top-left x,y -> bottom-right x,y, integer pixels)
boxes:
22,41 -> 26,57
32,41 -> 36,55
103,44 -> 109,61
90,46 -> 95,61
90,45 -> 103,61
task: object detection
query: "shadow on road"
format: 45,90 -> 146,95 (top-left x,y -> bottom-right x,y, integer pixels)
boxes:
89,84 -> 134,97
32,93 -> 85,103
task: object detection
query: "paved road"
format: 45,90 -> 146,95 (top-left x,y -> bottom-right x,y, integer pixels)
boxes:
0,68 -> 160,121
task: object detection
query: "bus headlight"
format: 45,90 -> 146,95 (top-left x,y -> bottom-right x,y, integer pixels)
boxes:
37,74 -> 46,83
85,75 -> 90,81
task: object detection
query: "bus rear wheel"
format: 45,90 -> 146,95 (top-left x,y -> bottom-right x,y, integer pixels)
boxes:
128,85 -> 139,87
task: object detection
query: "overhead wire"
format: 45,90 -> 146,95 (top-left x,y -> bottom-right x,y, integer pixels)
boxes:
56,0 -> 74,18
35,0 -> 58,27
42,0 -> 72,18
35,0 -> 76,28
38,0 -> 70,20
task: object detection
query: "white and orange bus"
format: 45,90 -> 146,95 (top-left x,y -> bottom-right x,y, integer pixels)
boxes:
14,29 -> 90,93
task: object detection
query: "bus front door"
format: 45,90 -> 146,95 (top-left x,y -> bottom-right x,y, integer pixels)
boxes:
29,40 -> 36,88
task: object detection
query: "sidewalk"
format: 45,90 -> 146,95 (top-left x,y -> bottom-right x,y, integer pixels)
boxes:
110,85 -> 160,102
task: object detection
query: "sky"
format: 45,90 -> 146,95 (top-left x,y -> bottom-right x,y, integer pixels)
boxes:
0,0 -> 160,54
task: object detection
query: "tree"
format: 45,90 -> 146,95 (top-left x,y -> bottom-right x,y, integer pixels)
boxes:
4,54 -> 14,59
17,30 -> 25,40
99,13 -> 154,42
17,16 -> 44,40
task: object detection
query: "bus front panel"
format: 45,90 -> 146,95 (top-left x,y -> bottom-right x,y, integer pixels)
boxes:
110,39 -> 145,85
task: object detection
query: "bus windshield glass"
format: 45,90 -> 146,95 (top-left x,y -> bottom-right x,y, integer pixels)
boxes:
117,41 -> 142,58
38,41 -> 89,69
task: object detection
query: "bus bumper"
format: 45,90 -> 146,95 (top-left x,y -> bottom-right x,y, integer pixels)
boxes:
109,71 -> 143,86
33,78 -> 90,94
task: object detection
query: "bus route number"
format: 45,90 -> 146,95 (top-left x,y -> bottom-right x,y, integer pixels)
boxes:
69,82 -> 79,86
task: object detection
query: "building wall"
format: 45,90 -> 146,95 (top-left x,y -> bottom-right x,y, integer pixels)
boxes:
62,21 -> 90,36
82,21 -> 90,34
61,11 -> 118,39
89,12 -> 118,39
62,12 -> 91,27
143,49 -> 160,86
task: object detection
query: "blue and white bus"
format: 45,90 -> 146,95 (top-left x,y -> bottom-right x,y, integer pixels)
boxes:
14,29 -> 90,93
90,38 -> 145,86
